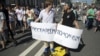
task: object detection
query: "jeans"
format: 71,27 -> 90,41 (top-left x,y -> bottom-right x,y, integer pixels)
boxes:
86,18 -> 94,29
18,20 -> 23,27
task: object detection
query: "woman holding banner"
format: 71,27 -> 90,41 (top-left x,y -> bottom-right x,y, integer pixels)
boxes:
35,0 -> 56,55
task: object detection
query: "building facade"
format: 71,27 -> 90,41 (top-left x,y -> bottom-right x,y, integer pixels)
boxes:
95,0 -> 100,4
94,0 -> 100,7
0,0 -> 71,7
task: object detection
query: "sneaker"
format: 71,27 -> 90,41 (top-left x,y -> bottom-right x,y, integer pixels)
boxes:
50,48 -> 54,53
44,47 -> 49,52
43,52 -> 49,56
0,47 -> 6,52
43,47 -> 50,56
12,41 -> 17,47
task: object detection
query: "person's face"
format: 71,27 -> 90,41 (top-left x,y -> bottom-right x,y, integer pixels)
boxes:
48,4 -> 53,9
92,5 -> 95,8
64,4 -> 69,10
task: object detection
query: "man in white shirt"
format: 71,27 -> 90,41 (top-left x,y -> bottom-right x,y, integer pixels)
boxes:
15,6 -> 24,32
16,7 -> 23,21
35,0 -> 55,54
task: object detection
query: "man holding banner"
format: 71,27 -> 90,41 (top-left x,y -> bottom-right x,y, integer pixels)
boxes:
35,0 -> 56,54
53,3 -> 80,56
60,3 -> 79,28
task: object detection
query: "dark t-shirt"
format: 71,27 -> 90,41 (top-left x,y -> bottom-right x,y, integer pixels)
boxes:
62,10 -> 75,27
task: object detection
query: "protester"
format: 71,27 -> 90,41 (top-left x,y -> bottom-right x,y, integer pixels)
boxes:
35,0 -> 56,55
1,4 -> 17,46
26,6 -> 35,28
8,6 -> 16,34
22,7 -> 27,32
15,6 -> 24,32
59,3 -> 80,56
82,7 -> 87,24
86,5 -> 95,30
94,7 -> 100,32
0,4 -> 6,50
60,3 -> 79,28
14,5 -> 19,30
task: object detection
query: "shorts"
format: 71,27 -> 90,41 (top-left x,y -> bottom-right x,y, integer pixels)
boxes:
9,21 -> 15,24
0,29 -> 9,41
18,20 -> 23,27
27,19 -> 33,26
3,29 -> 9,42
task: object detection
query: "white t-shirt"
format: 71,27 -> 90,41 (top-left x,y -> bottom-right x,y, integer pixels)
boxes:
26,9 -> 34,20
16,9 -> 23,21
38,9 -> 55,23
9,11 -> 16,22
0,12 -> 7,31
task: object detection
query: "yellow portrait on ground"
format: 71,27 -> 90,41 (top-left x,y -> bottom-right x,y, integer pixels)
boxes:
50,46 -> 68,56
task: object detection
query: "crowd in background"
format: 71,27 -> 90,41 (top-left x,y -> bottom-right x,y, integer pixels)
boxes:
72,4 -> 100,32
0,4 -> 41,51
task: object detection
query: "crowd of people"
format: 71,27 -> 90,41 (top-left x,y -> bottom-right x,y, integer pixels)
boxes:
0,0 -> 100,56
73,4 -> 100,32
0,3 -> 41,51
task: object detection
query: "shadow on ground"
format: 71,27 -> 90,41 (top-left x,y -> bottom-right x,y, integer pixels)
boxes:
69,44 -> 85,52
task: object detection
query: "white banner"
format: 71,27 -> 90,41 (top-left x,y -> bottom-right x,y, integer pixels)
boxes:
53,24 -> 83,49
31,22 -> 83,49
31,22 -> 56,42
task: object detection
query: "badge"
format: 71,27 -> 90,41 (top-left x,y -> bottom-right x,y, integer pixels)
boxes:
67,15 -> 70,18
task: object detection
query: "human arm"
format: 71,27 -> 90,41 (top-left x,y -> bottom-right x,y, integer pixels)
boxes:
72,11 -> 80,29
34,10 -> 42,22
59,18 -> 63,24
73,20 -> 80,29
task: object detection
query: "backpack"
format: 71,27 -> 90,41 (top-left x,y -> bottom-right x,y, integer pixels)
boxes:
73,10 -> 79,20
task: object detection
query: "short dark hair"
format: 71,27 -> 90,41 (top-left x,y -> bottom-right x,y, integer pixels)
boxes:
44,0 -> 53,8
67,3 -> 72,9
